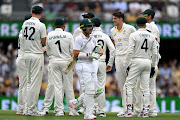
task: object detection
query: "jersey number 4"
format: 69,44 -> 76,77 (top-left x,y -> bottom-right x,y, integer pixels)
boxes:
24,27 -> 35,40
141,39 -> 148,52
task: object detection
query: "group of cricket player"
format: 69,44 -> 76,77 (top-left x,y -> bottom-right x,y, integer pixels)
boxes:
16,5 -> 160,119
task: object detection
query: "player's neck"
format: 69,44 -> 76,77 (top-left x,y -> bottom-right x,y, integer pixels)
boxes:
83,32 -> 90,38
117,22 -> 123,31
148,19 -> 153,23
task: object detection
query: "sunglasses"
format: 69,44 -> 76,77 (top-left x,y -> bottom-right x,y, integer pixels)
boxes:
143,14 -> 149,17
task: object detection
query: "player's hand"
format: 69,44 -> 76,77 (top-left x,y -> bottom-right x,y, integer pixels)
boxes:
106,65 -> 112,72
123,62 -> 131,77
150,67 -> 155,78
42,46 -> 46,52
98,48 -> 103,56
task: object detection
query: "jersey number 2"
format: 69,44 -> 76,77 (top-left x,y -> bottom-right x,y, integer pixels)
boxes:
141,39 -> 148,52
55,40 -> 62,53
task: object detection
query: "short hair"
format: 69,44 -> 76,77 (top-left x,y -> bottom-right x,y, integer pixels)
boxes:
112,12 -> 125,21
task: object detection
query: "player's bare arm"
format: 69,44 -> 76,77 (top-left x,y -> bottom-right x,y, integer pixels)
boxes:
41,37 -> 46,46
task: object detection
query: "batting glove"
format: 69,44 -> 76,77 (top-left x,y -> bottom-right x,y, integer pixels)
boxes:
150,67 -> 155,78
88,52 -> 100,60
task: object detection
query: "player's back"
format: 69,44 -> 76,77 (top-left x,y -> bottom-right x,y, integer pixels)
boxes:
130,29 -> 156,60
22,17 -> 46,54
46,29 -> 73,61
92,27 -> 108,60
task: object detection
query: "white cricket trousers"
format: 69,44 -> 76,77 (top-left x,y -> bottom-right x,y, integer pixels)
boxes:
124,58 -> 151,111
16,57 -> 27,113
51,61 -> 74,113
75,62 -> 97,116
95,61 -> 106,113
43,62 -> 74,111
115,55 -> 127,111
24,53 -> 44,113
134,65 -> 158,113
43,63 -> 54,110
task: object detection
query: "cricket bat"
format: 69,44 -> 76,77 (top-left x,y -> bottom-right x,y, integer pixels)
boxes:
62,57 -> 77,74
62,37 -> 92,74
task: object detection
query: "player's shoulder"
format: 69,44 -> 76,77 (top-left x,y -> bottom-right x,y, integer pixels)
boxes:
74,34 -> 82,42
64,31 -> 73,37
124,23 -> 136,30
110,26 -> 116,31
74,27 -> 81,32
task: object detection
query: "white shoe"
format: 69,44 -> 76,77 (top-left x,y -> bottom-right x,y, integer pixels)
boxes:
69,99 -> 79,116
142,113 -> 149,118
69,109 -> 74,116
27,111 -> 44,116
55,111 -> 64,116
39,108 -> 49,116
149,112 -> 157,117
99,113 -> 106,117
78,107 -> 85,114
84,114 -> 97,119
117,112 -> 132,117
16,111 -> 24,115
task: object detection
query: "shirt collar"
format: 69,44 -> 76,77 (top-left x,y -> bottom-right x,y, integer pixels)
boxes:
31,17 -> 40,21
150,21 -> 155,25
55,28 -> 63,31
115,23 -> 125,33
81,33 -> 88,39
138,28 -> 147,31
93,27 -> 102,31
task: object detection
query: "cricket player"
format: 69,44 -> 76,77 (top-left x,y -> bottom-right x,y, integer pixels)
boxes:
45,17 -> 74,116
22,6 -> 47,116
69,18 -> 103,119
73,12 -> 95,39
41,17 -> 75,116
134,9 -> 160,117
16,14 -> 32,115
110,12 -> 136,116
123,17 -> 157,118
91,17 -> 115,117
73,12 -> 95,114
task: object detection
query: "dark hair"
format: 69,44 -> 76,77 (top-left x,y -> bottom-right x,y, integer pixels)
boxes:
112,12 -> 125,21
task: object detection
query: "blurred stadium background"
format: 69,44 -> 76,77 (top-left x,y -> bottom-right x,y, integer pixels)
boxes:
0,0 -> 180,112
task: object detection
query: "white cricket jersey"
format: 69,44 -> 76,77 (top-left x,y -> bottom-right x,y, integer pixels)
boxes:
126,28 -> 157,67
73,27 -> 82,39
46,28 -> 74,61
92,27 -> 115,67
17,30 -> 25,57
22,17 -> 47,54
74,33 -> 97,63
146,22 -> 161,64
148,21 -> 160,43
110,23 -> 136,56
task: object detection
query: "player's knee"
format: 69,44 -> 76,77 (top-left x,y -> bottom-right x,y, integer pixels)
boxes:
85,80 -> 96,95
126,91 -> 133,97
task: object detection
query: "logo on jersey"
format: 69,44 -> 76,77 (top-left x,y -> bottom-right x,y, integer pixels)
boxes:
123,30 -> 126,34
117,38 -> 122,46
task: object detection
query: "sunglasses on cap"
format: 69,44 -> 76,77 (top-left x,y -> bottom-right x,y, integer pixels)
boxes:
143,14 -> 149,17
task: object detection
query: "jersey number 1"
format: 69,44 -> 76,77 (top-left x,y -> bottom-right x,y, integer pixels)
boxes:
141,39 -> 148,52
55,40 -> 62,53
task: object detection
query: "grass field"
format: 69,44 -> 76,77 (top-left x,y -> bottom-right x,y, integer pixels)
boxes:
0,110 -> 180,120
